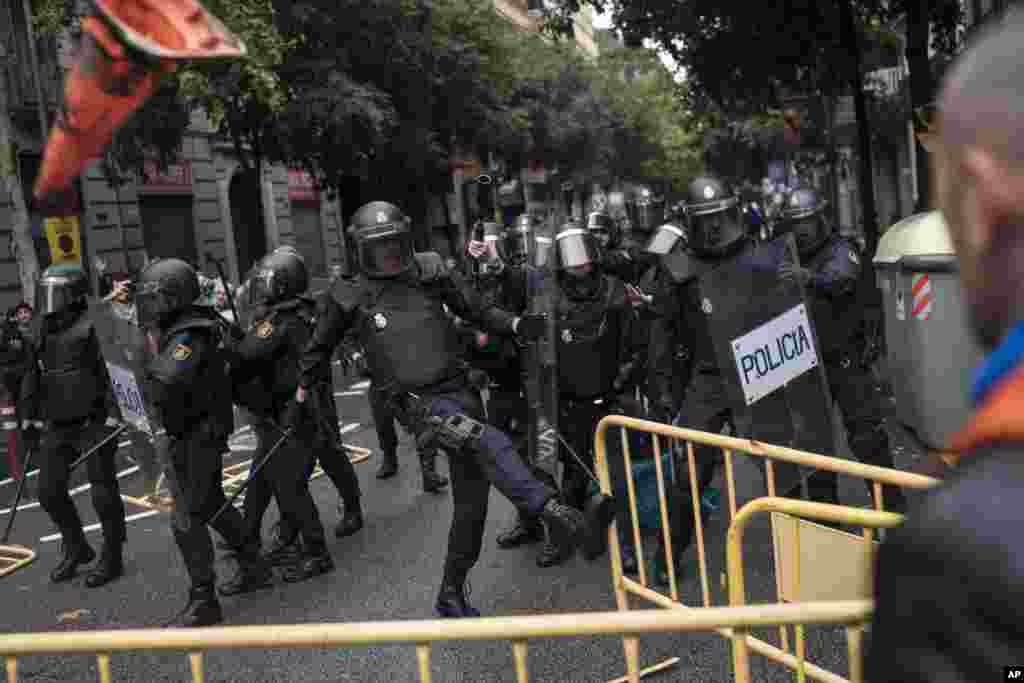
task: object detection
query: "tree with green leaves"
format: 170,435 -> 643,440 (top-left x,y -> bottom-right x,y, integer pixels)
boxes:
541,0 -> 963,252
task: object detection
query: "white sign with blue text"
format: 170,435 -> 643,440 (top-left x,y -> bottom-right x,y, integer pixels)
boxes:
730,303 -> 819,406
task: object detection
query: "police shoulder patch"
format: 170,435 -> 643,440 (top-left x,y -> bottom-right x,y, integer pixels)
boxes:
255,320 -> 274,338
848,248 -> 860,265
172,344 -> 192,361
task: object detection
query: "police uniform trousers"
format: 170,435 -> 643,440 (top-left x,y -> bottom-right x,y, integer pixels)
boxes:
251,383 -> 362,544
558,397 -> 632,539
369,378 -> 401,459
808,355 -> 904,509
399,384 -> 556,585
669,369 -> 735,555
38,418 -> 125,548
161,418 -> 250,589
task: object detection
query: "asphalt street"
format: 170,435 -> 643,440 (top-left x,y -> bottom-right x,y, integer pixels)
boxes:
0,364 -> 923,682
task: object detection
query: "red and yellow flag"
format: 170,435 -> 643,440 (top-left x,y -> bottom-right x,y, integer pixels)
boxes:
34,0 -> 246,200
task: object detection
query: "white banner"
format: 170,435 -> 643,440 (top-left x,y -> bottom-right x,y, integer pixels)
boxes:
730,303 -> 820,405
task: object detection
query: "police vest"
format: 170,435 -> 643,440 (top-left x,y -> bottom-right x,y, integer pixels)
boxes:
556,276 -> 624,400
805,236 -> 864,359
37,310 -> 105,423
260,298 -> 317,402
162,310 -> 234,438
349,253 -> 466,392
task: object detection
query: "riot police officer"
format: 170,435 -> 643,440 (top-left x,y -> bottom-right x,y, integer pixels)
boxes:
540,223 -> 642,568
586,210 -> 636,284
228,248 -> 336,582
459,221 -> 543,551
137,258 -> 271,626
647,175 -> 771,581
774,187 -> 906,512
20,264 -> 126,587
233,246 -> 365,566
298,201 -> 601,618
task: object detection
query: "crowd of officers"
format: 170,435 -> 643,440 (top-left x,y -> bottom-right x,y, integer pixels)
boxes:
1,172 -> 909,628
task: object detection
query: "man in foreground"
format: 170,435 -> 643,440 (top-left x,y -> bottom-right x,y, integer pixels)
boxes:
867,13 -> 1024,679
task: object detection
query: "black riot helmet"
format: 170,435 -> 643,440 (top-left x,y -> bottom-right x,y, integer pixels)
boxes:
681,176 -> 746,257
644,221 -> 688,256
349,201 -> 414,279
779,186 -> 831,257
586,211 -> 621,250
135,257 -> 201,330
36,264 -> 89,317
505,213 -> 536,268
250,248 -> 309,305
632,185 -> 665,233
480,221 -> 505,276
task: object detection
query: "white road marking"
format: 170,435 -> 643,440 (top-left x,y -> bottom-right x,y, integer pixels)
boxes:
41,510 -> 160,542
0,466 -> 141,516
335,390 -> 366,397
350,380 -> 371,390
339,423 -> 360,435
0,469 -> 39,487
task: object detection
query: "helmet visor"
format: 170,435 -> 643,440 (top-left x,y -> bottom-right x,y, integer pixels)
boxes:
533,235 -> 555,270
691,208 -> 744,254
645,223 -> 686,256
36,278 -> 76,316
360,232 -> 414,277
555,228 -> 600,270
249,268 -> 278,305
134,280 -> 173,329
505,231 -> 531,265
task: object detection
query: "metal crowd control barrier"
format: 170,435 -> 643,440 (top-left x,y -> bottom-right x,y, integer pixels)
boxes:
0,544 -> 35,578
593,415 -> 942,683
0,602 -> 873,683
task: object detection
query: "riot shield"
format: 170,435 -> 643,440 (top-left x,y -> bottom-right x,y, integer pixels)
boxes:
88,300 -> 158,436
524,210 -> 562,484
697,234 -> 839,495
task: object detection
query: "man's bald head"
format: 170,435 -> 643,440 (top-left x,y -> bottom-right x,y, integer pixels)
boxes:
942,10 -> 1024,166
938,9 -> 1024,349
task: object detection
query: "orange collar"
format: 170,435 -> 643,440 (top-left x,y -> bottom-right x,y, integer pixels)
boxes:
947,364 -> 1024,465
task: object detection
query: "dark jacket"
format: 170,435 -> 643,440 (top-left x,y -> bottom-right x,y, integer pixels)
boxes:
866,364 -> 1024,682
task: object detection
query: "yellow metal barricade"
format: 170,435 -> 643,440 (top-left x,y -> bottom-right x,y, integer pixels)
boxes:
593,415 -> 942,683
0,544 -> 35,578
0,601 -> 873,683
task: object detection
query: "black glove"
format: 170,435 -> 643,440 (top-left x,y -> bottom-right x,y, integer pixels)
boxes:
21,424 -> 40,451
515,314 -> 546,342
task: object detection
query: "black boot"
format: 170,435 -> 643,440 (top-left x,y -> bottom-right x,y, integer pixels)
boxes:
435,581 -> 480,618
84,542 -> 123,588
496,517 -> 543,548
376,450 -> 398,479
171,585 -> 223,627
262,526 -> 301,566
536,529 -> 572,568
50,534 -> 95,583
335,498 -> 364,538
420,452 -> 448,493
282,543 -> 335,583
540,498 -> 585,559
218,544 -> 274,597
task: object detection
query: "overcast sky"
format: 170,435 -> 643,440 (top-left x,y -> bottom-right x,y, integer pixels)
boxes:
592,7 -> 684,79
